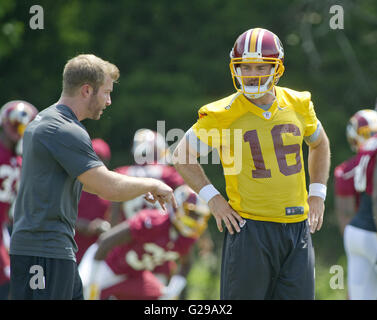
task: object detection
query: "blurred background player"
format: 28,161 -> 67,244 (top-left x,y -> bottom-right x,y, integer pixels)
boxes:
110,128 -> 184,225
78,185 -> 211,300
107,129 -> 215,297
74,138 -> 112,264
342,111 -> 377,300
0,100 -> 38,299
334,109 -> 377,235
335,109 -> 377,299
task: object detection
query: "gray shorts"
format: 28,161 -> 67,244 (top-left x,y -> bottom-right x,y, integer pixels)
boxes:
220,219 -> 315,300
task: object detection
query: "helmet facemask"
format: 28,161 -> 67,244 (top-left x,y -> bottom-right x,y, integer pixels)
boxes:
229,56 -> 284,99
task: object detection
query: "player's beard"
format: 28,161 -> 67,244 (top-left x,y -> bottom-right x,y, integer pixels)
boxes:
88,93 -> 103,120
243,74 -> 269,87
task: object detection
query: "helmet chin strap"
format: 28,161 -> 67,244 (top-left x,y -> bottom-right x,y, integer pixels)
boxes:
243,88 -> 276,100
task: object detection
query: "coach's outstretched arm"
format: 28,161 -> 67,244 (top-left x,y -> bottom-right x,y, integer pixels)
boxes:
78,165 -> 177,210
172,136 -> 244,235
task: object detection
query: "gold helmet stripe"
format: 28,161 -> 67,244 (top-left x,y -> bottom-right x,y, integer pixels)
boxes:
249,28 -> 261,53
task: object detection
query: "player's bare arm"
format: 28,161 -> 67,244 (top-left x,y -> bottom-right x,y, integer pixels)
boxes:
307,126 -> 331,233
78,165 -> 177,209
94,221 -> 131,260
76,217 -> 110,235
334,195 -> 356,236
109,201 -> 122,227
173,135 -> 244,235
334,195 -> 357,234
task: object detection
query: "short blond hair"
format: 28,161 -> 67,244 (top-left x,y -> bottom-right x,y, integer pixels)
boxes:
62,54 -> 120,96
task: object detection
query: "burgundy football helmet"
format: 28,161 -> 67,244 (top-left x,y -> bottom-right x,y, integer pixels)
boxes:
229,28 -> 285,99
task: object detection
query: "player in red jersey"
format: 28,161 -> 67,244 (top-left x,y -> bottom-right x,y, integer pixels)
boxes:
0,100 -> 37,299
344,131 -> 377,299
110,129 -> 184,225
74,138 -> 112,264
334,109 -> 377,299
78,184 -> 210,300
334,109 -> 377,235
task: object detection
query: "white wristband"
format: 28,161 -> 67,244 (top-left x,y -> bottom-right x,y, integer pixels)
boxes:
199,184 -> 220,203
308,183 -> 327,200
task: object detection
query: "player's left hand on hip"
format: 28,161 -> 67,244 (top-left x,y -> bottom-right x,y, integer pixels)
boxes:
308,196 -> 325,234
208,194 -> 245,235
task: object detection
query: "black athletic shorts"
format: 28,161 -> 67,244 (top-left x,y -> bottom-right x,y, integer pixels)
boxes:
10,255 -> 83,300
220,219 -> 315,300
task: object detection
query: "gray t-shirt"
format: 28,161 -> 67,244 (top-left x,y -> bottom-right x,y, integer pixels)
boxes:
10,104 -> 103,261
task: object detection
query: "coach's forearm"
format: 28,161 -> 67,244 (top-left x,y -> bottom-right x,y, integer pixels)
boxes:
100,171 -> 159,202
79,166 -> 160,202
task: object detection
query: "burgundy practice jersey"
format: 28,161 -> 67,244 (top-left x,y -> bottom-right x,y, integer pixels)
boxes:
354,136 -> 377,196
74,191 -> 111,264
334,155 -> 359,199
105,209 -> 196,278
115,164 -> 184,219
348,135 -> 377,231
0,141 -> 21,284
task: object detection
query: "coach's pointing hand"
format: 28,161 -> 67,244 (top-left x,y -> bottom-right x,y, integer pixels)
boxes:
208,194 -> 245,235
148,180 -> 177,212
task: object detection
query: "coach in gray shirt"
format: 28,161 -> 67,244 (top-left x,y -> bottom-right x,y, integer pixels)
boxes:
9,54 -> 176,300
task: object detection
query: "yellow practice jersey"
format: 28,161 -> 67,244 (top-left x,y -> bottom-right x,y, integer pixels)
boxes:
191,86 -> 320,223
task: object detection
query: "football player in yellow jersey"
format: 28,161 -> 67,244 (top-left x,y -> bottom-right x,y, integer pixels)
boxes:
173,28 -> 330,299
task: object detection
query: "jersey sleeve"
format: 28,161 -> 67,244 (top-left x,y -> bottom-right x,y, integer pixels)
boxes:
334,155 -> 360,196
334,164 -> 356,196
191,106 -> 222,148
302,98 -> 319,139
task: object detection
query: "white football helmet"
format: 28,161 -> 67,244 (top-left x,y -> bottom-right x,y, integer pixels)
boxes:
132,129 -> 169,165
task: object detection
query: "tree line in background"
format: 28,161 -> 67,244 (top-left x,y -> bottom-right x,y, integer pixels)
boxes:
1,0 -> 377,297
